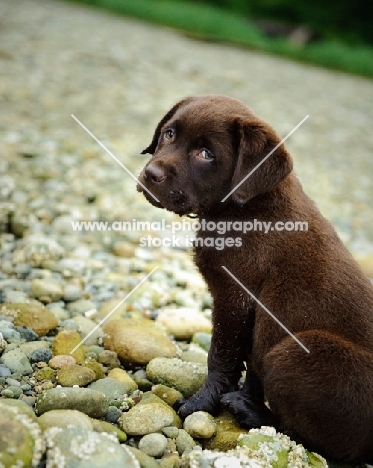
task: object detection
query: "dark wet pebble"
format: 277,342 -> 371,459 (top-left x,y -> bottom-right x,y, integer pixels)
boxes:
29,347 -> 53,364
105,405 -> 122,423
15,326 -> 39,342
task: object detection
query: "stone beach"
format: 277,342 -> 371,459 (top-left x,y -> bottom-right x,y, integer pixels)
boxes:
0,0 -> 372,466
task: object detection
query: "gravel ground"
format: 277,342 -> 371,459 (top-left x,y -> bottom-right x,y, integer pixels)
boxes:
0,0 -> 372,466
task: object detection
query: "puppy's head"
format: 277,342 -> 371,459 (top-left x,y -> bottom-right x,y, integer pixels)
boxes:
137,95 -> 293,215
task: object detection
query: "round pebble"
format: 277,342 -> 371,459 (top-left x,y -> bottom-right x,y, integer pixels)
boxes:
105,405 -> 122,423
57,364 -> 96,387
31,278 -> 63,302
184,411 -> 217,439
88,377 -> 132,400
0,302 -> 58,336
103,318 -> 179,365
98,350 -> 121,368
146,358 -> 207,398
138,433 -> 168,458
48,354 -> 77,369
52,330 -> 85,363
119,401 -> 174,436
63,284 -> 83,302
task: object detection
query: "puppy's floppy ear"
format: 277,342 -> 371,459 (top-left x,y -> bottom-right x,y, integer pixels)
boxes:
141,97 -> 194,155
230,117 -> 293,204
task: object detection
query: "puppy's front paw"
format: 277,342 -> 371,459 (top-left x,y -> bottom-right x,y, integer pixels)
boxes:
175,391 -> 220,419
221,391 -> 277,428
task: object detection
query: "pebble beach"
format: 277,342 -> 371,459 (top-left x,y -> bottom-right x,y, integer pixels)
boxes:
0,0 -> 372,466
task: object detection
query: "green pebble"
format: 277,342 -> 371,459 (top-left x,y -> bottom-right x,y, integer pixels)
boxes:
34,367 -> 56,382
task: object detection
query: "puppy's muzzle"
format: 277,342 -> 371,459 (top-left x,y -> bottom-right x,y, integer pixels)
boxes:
144,163 -> 166,184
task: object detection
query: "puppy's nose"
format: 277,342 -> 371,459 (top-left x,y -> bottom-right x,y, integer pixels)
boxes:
144,163 -> 166,183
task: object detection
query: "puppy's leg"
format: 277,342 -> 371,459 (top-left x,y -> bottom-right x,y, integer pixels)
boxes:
221,369 -> 278,428
263,331 -> 373,463
176,299 -> 252,418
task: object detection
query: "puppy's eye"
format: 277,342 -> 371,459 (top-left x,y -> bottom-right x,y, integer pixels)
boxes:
164,129 -> 174,140
198,149 -> 214,160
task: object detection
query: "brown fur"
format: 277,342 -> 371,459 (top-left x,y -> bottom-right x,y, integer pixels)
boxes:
137,95 -> 373,463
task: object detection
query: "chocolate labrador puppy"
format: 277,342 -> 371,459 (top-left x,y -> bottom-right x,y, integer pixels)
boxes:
137,95 -> 373,463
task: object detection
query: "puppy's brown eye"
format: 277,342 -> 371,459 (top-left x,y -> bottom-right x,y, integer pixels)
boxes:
199,149 -> 214,160
164,129 -> 174,140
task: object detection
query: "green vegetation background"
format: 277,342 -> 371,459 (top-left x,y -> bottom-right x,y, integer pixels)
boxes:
67,0 -> 373,78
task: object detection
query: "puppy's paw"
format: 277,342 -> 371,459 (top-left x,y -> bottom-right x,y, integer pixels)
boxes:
221,391 -> 277,429
175,391 -> 220,419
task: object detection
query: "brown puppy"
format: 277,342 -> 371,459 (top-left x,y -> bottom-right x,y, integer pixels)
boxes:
137,95 -> 373,463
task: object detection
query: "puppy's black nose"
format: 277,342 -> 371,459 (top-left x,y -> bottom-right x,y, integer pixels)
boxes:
145,163 -> 166,183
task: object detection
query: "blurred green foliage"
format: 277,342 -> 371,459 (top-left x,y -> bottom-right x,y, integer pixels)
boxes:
167,0 -> 373,45
67,0 -> 373,78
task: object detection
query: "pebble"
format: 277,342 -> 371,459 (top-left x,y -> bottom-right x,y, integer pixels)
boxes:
52,329 -> 85,363
151,384 -> 184,406
119,400 -> 175,436
98,349 -> 121,368
63,283 -> 83,302
0,402 -> 45,467
49,354 -> 77,369
45,427 -> 139,468
107,367 -> 138,392
1,328 -> 22,341
132,369 -> 153,391
146,358 -> 207,398
5,377 -> 20,386
57,364 -> 96,386
83,357 -> 103,380
15,325 -> 39,341
0,364 -> 12,377
0,302 -> 58,336
35,387 -> 109,418
103,318 -> 179,365
6,385 -> 23,398
162,426 -> 180,439
30,347 -> 53,363
20,340 -> 51,358
192,332 -> 212,352
21,236 -> 65,267
72,316 -> 103,346
0,348 -> 33,375
38,409 -> 93,431
89,377 -> 133,400
126,447 -> 159,468
34,367 -> 56,382
181,344 -> 208,365
31,278 -> 63,302
156,308 -> 211,340
138,433 -> 168,458
0,332 -> 6,352
67,299 -> 97,316
105,405 -> 122,423
184,411 -> 217,439
176,429 -> 197,455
